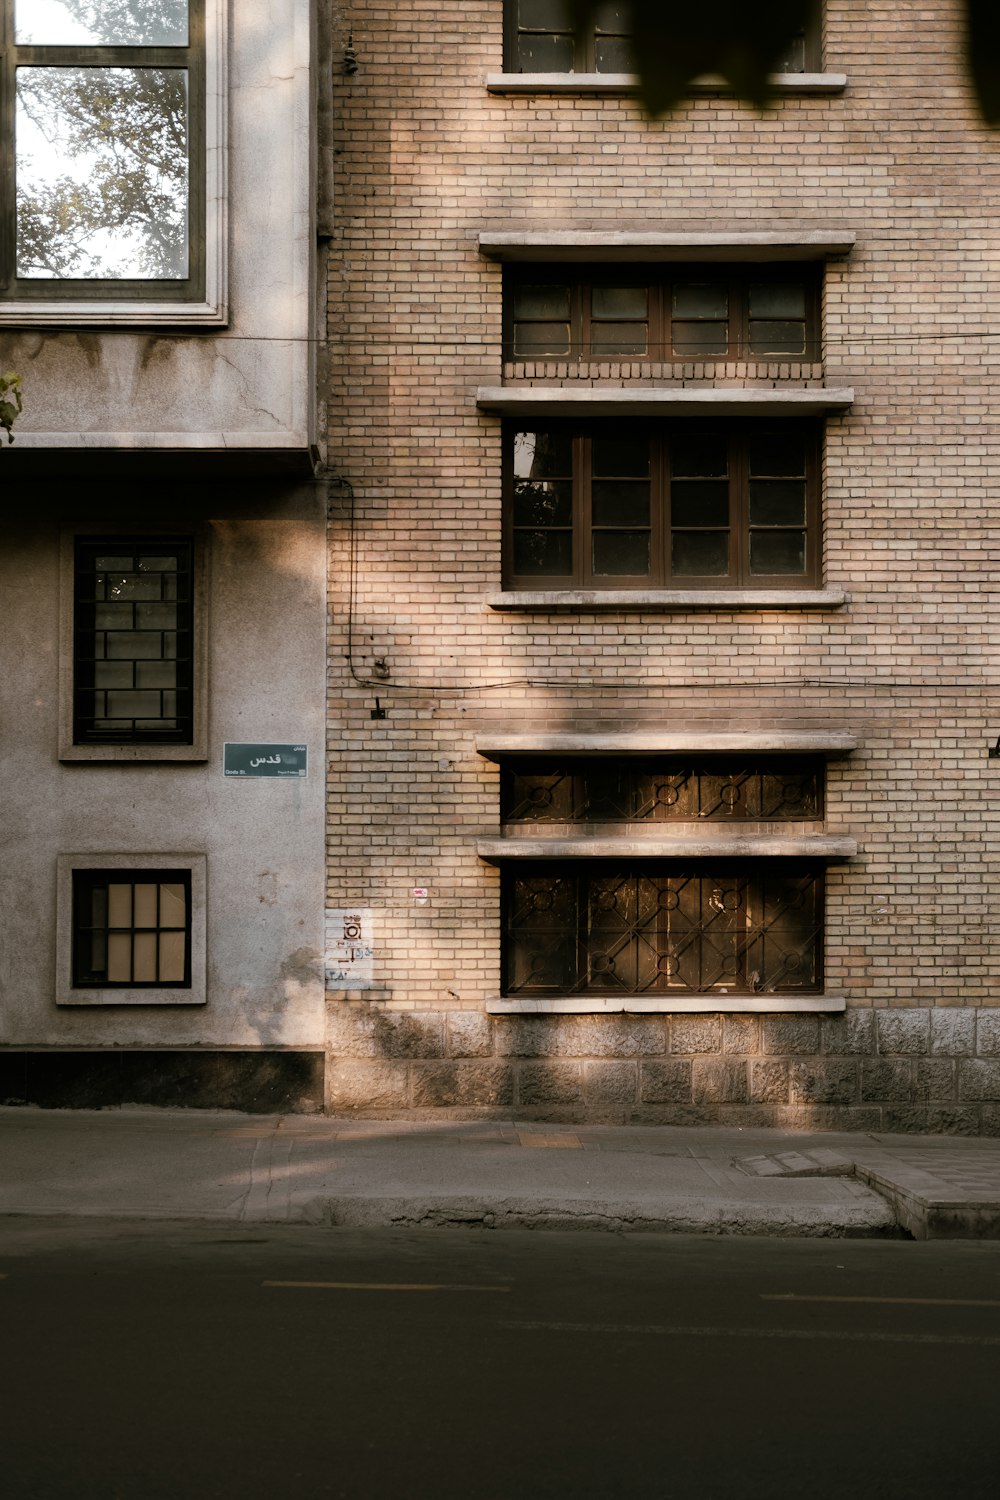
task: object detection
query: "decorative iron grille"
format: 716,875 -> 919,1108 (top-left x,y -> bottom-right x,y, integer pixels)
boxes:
503,864 -> 823,996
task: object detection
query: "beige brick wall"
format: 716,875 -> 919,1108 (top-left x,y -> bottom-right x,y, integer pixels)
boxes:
324,1 -> 1000,1130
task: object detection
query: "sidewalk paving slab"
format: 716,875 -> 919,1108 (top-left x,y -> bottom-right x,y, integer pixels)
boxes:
1,1106 -> 998,1239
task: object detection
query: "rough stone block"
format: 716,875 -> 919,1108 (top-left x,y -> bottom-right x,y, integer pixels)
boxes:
327,1007 -> 445,1060
958,1059 -> 1000,1102
876,1009 -> 930,1056
326,1059 -> 408,1111
860,1059 -> 914,1103
981,1105 -> 1000,1137
914,1059 -> 957,1103
723,1015 -> 760,1055
788,1059 -> 858,1106
761,1016 -> 820,1056
640,1059 -> 692,1103
494,1015 -> 666,1059
518,1062 -> 584,1105
750,1059 -> 790,1104
929,1008 -> 975,1057
411,1061 -> 514,1109
821,1009 -> 875,1057
583,1061 -> 638,1106
881,1107 -> 980,1137
976,1010 -> 1000,1057
446,1012 -> 493,1058
692,1058 -> 748,1105
669,1016 -> 722,1055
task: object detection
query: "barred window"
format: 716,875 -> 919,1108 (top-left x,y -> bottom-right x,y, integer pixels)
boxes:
73,538 -> 194,744
72,869 -> 192,987
503,864 -> 824,997
506,422 -> 821,590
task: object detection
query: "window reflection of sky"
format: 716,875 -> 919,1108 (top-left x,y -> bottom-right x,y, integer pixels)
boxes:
15,0 -> 189,46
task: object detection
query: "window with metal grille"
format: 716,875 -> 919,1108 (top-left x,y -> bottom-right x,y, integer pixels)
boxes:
503,864 -> 824,996
73,537 -> 194,744
506,421 -> 821,589
503,1 -> 821,75
502,758 -> 823,823
505,266 -> 820,364
72,869 -> 192,987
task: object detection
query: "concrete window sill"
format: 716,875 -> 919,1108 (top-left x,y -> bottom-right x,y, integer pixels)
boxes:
485,72 -> 848,97
485,995 -> 847,1014
477,836 -> 858,862
486,588 -> 848,612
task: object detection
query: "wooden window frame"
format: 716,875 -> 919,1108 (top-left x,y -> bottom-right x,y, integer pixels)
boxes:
0,0 -> 206,305
502,2 -> 823,75
504,419 -> 822,591
504,264 -> 822,365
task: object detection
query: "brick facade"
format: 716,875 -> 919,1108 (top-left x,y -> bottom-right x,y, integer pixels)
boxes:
324,1 -> 1000,1133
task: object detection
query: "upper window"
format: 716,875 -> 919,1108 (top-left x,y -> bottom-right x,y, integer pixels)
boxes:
505,266 -> 820,363
505,421 -> 821,590
1,0 -> 214,310
73,536 -> 195,745
504,1 -> 821,74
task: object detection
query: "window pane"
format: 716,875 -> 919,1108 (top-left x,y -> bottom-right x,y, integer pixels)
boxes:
160,883 -> 188,928
672,322 -> 729,356
592,531 -> 650,576
133,932 -> 157,982
749,531 -> 806,575
672,532 -> 729,576
517,33 -> 574,70
505,873 -> 576,993
519,0 -> 572,26
513,479 -> 572,527
591,434 -> 649,477
773,33 -> 806,72
594,2 -> 631,28
590,322 -> 648,356
749,481 -> 806,527
135,603 -> 177,630
514,285 -> 571,320
594,36 -> 632,70
107,884 -> 132,928
671,480 -> 729,528
672,437 -> 728,478
513,322 -> 571,356
673,284 -> 728,318
748,283 -> 806,319
16,0 -> 189,44
514,430 -> 572,480
748,435 -> 806,477
133,884 -> 159,928
513,530 -> 573,576
159,930 -> 187,982
592,286 -> 647,319
16,67 -> 189,279
591,481 -> 650,527
107,932 -> 132,982
749,321 -> 807,356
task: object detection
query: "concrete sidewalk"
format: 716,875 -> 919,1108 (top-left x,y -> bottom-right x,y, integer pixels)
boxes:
1,1106 -> 999,1239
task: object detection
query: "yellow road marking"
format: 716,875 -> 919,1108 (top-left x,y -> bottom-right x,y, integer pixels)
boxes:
762,1294 -> 1000,1308
262,1280 -> 510,1292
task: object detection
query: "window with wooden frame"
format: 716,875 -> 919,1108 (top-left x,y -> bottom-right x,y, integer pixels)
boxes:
72,868 -> 192,988
73,536 -> 195,745
503,1 -> 821,75
505,265 -> 821,364
0,0 -> 208,305
505,421 -> 821,590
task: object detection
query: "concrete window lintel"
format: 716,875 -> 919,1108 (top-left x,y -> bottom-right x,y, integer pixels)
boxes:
476,732 -> 859,758
485,73 -> 849,98
477,386 -> 854,417
478,230 -> 857,263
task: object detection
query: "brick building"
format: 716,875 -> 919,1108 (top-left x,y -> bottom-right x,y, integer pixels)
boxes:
324,0 -> 1000,1132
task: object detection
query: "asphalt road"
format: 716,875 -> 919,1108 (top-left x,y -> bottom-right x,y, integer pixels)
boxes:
2,1218 -> 999,1500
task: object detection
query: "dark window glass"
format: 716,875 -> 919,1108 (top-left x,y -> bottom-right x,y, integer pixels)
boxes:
74,538 -> 194,743
505,266 -> 819,363
503,864 -> 823,996
505,423 -> 819,589
73,869 -> 192,987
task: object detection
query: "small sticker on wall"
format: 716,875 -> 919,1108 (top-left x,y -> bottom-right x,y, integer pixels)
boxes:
326,907 -> 375,989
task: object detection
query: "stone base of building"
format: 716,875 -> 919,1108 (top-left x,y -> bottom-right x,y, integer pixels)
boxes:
326,1004 -> 1000,1135
0,1049 -> 325,1114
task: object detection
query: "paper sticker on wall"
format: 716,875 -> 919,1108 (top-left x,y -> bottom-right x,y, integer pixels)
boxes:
326,907 -> 375,989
